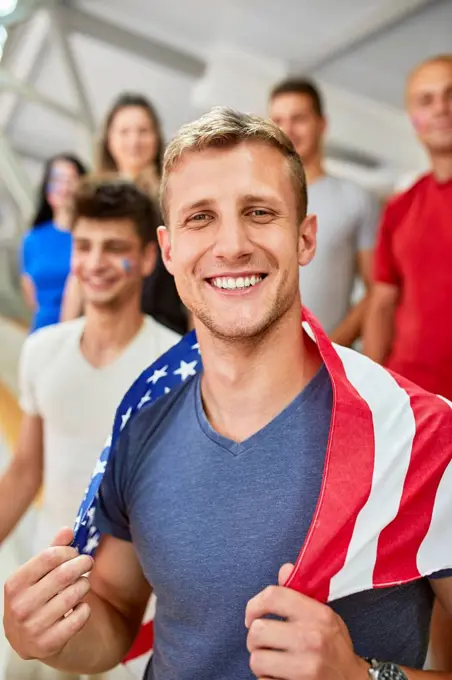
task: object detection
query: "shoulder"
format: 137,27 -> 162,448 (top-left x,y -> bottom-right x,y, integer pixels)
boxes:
112,376 -> 196,473
23,318 -> 84,363
322,176 -> 379,223
24,222 -> 54,240
382,175 -> 431,225
333,176 -> 378,211
141,315 -> 182,352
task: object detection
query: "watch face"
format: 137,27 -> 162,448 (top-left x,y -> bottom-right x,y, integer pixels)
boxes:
377,662 -> 408,679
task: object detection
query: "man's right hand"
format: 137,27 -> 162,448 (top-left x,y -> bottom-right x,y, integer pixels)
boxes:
3,527 -> 93,661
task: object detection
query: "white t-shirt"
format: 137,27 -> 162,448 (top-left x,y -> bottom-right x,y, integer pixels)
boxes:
19,315 -> 180,551
300,175 -> 380,333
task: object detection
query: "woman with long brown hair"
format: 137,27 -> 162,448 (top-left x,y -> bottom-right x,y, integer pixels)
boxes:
61,93 -> 188,334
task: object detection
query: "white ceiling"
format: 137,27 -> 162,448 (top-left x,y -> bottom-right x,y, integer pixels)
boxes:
1,0 -> 451,213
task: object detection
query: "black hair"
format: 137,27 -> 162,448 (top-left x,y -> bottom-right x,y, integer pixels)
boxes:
31,153 -> 87,229
72,175 -> 159,246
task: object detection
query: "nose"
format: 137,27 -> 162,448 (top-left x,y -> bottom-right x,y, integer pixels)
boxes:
85,247 -> 107,271
432,93 -> 451,117
212,215 -> 253,262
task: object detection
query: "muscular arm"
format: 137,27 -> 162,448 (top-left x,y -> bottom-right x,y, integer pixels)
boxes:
46,535 -> 151,673
4,531 -> 151,674
329,249 -> 373,348
60,275 -> 83,322
363,282 -> 399,364
371,578 -> 452,678
0,414 -> 43,543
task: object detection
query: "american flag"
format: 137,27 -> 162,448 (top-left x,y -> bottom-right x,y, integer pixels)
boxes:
72,308 -> 452,676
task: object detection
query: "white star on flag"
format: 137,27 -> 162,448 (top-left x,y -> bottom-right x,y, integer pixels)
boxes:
174,360 -> 198,381
121,407 -> 132,430
191,342 -> 201,354
164,387 -> 171,395
92,459 -> 107,478
87,507 -> 96,526
85,534 -> 99,554
147,365 -> 168,384
138,391 -> 152,409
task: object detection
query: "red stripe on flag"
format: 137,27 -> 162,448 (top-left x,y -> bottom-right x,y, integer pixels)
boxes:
285,310 -> 375,602
124,620 -> 154,662
372,374 -> 452,587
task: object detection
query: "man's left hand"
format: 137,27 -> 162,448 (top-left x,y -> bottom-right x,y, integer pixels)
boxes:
245,563 -> 369,680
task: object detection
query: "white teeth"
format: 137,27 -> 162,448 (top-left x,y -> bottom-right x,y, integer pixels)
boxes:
211,275 -> 263,289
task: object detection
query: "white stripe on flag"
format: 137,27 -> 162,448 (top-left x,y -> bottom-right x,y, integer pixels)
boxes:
417,394 -> 452,576
328,348 -> 416,600
416,459 -> 452,576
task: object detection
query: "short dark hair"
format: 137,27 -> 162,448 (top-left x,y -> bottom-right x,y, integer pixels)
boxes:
270,78 -> 324,118
72,175 -> 159,246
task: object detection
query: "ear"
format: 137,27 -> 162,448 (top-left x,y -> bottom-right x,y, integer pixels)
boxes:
157,225 -> 175,276
298,213 -> 317,267
141,241 -> 157,278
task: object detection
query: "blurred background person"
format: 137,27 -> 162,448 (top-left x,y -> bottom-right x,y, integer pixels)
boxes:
269,79 -> 380,347
364,55 -> 452,399
364,53 -> 452,674
0,176 -> 179,680
61,93 -> 188,335
20,154 -> 87,332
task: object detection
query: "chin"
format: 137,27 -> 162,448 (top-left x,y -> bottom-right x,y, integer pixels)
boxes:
197,311 -> 278,341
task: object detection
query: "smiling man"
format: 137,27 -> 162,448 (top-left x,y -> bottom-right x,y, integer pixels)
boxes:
1,177 -> 179,680
4,109 -> 452,680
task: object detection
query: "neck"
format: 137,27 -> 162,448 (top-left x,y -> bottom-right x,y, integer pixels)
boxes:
196,304 -> 322,442
303,152 -> 325,185
430,152 -> 452,183
80,295 -> 144,368
53,208 -> 71,231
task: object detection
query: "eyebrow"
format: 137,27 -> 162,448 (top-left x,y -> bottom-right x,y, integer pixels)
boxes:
240,193 -> 281,206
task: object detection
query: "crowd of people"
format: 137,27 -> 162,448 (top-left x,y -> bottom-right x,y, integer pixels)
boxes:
0,52 -> 451,680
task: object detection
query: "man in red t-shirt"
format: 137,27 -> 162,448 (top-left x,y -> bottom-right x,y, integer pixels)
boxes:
365,55 -> 452,400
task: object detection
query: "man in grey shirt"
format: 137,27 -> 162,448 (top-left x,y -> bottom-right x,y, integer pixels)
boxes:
270,79 -> 380,345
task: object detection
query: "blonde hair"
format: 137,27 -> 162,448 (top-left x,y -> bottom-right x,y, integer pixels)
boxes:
160,106 -> 307,224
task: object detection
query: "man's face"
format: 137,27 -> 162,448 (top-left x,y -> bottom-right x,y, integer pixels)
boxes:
407,60 -> 452,155
159,141 -> 316,340
269,93 -> 325,163
72,218 -> 155,309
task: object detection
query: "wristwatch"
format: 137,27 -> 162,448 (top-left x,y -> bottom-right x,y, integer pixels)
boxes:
366,658 -> 409,679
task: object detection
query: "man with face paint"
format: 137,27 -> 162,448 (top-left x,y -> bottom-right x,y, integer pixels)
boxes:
0,177 -> 180,680
365,55 -> 452,400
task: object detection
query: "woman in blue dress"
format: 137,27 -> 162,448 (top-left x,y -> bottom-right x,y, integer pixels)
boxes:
20,154 -> 87,332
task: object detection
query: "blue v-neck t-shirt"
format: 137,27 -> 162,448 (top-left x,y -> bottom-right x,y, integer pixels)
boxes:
96,366 -> 436,679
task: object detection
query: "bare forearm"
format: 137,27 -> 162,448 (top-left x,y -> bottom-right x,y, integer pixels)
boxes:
329,297 -> 369,348
363,301 -> 395,364
0,463 -> 40,543
45,590 -> 138,674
